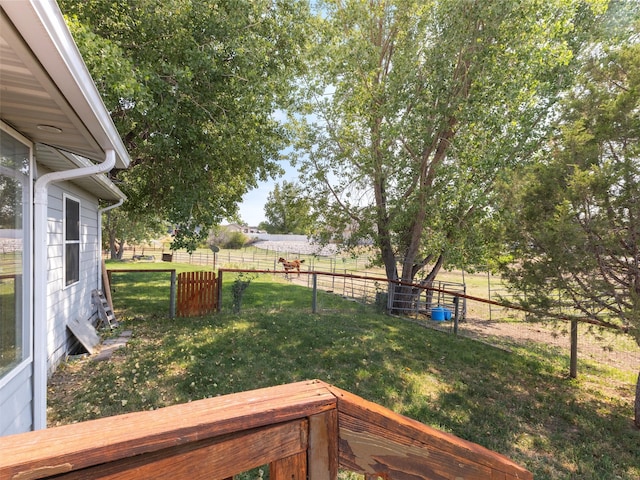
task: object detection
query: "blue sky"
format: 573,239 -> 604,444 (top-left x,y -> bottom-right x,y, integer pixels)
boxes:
236,161 -> 299,226
237,181 -> 271,225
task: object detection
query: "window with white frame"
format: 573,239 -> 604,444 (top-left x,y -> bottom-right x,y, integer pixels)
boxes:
64,195 -> 80,286
0,128 -> 31,379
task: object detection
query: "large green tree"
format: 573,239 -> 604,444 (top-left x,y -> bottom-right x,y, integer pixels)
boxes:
103,208 -> 166,259
262,180 -> 314,234
60,0 -> 311,251
292,0 -> 606,310
496,13 -> 640,425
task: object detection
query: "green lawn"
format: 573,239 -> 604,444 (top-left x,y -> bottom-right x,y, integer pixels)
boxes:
104,259 -> 210,316
48,266 -> 640,480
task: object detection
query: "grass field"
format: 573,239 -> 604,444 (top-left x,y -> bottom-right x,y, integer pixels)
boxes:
48,262 -> 640,479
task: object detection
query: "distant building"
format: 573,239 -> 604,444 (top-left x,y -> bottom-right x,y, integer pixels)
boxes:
223,224 -> 265,235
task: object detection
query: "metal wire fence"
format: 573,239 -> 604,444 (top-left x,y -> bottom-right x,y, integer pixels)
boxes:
109,244 -> 639,379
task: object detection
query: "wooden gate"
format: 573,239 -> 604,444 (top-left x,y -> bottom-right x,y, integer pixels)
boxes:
177,271 -> 217,317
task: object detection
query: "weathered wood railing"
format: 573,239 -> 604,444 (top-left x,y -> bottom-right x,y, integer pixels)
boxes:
0,380 -> 532,480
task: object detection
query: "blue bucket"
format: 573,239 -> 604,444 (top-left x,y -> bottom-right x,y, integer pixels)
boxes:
431,306 -> 445,321
431,306 -> 451,322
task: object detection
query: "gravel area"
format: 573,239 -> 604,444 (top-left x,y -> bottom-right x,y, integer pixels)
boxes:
253,240 -> 338,257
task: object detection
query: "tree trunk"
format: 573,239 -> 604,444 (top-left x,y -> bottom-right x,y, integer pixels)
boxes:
105,211 -> 119,260
109,236 -> 118,259
635,370 -> 640,429
116,240 -> 125,260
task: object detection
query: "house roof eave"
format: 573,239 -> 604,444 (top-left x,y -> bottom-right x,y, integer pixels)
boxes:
0,0 -> 130,170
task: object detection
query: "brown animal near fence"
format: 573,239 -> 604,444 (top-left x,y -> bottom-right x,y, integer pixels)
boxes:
278,257 -> 305,276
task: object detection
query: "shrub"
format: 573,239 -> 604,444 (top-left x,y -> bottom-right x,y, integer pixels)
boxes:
207,227 -> 248,250
231,273 -> 254,313
224,231 -> 248,249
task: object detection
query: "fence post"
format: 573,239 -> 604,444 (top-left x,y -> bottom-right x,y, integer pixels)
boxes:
570,319 -> 578,378
487,271 -> 492,321
332,266 -> 336,292
349,272 -> 354,299
169,270 -> 176,318
312,273 -> 318,314
217,269 -> 223,312
453,296 -> 460,336
343,271 -> 347,297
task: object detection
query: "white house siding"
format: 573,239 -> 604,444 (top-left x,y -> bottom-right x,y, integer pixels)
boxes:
0,364 -> 33,435
45,183 -> 100,374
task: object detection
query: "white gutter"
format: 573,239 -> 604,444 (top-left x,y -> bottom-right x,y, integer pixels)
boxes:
32,149 -> 116,430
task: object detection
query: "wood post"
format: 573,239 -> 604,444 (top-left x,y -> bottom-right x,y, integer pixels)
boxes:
217,269 -> 223,313
101,260 -> 114,312
570,319 -> 578,378
169,270 -> 176,319
270,452 -> 307,480
312,273 -> 318,314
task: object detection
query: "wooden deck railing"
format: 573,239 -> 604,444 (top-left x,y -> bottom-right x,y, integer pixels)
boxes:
0,380 -> 532,480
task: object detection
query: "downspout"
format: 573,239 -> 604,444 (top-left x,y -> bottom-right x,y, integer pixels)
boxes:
32,149 -> 116,430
